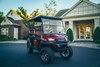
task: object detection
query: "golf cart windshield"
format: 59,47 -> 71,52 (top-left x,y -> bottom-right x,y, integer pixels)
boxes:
42,18 -> 65,34
29,16 -> 66,34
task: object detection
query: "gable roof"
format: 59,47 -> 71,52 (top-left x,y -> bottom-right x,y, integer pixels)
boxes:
7,17 -> 20,26
55,9 -> 69,17
98,4 -> 100,6
7,17 -> 27,27
6,9 -> 18,16
6,9 -> 32,19
61,0 -> 100,17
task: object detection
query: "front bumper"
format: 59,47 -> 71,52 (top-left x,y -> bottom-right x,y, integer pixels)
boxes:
52,42 -> 68,52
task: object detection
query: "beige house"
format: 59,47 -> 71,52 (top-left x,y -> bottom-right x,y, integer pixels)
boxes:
56,0 -> 100,41
0,10 -> 28,40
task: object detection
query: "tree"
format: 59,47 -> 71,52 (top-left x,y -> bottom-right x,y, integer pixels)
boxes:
44,0 -> 57,16
66,28 -> 73,42
0,11 -> 4,24
30,8 -> 44,18
93,26 -> 100,43
17,7 -> 44,27
17,6 -> 30,27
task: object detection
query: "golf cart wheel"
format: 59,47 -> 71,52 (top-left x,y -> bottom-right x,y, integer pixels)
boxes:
60,46 -> 73,59
40,47 -> 54,64
27,43 -> 33,54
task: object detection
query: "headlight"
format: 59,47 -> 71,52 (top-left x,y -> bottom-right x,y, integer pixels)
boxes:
48,38 -> 55,41
65,37 -> 68,42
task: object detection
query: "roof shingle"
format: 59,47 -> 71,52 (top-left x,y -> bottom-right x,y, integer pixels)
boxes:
55,9 -> 69,17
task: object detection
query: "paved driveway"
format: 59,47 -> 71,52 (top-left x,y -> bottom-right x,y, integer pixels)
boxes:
0,43 -> 100,67
0,40 -> 100,48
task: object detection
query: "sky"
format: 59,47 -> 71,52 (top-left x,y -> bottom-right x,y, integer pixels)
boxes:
0,0 -> 100,15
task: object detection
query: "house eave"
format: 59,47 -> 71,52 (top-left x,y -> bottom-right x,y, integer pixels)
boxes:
61,0 -> 100,17
0,24 -> 20,26
63,13 -> 100,19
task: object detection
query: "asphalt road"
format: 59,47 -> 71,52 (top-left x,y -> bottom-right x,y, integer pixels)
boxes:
0,43 -> 100,67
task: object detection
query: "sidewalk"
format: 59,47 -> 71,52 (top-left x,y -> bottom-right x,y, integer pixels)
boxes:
0,40 -> 27,43
69,42 -> 100,49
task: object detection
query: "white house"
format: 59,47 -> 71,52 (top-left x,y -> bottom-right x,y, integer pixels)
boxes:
56,0 -> 100,41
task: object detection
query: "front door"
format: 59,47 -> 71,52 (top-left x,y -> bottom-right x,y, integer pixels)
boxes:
79,25 -> 93,39
14,28 -> 18,39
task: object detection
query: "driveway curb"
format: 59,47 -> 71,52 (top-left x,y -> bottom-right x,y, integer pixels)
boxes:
0,40 -> 27,43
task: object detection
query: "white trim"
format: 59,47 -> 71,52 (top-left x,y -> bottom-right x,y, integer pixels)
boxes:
94,18 -> 100,28
63,16 -> 100,21
1,18 -> 13,25
61,0 -> 82,17
61,0 -> 100,17
0,17 -> 20,26
1,24 -> 20,26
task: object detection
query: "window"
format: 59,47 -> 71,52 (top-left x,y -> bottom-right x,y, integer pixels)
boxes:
1,28 -> 9,36
43,19 -> 65,34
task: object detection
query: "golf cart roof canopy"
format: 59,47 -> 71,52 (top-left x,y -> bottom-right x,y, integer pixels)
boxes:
28,16 -> 62,22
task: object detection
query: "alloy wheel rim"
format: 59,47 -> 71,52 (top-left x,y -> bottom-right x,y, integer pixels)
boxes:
61,50 -> 69,57
41,51 -> 49,62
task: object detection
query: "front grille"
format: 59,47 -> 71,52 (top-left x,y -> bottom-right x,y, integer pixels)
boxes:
55,39 -> 67,43
60,45 -> 66,48
56,43 -> 67,48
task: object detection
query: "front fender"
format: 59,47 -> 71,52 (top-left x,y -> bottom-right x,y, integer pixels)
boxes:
40,41 -> 53,48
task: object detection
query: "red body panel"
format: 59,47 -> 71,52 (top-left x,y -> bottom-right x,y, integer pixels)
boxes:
43,34 -> 65,39
34,40 -> 38,48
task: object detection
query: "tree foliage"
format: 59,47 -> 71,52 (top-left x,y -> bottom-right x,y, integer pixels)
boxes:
0,11 -> 4,24
93,26 -> 100,43
66,28 -> 73,42
44,0 -> 57,16
17,6 -> 44,27
16,6 -> 30,26
31,8 -> 44,18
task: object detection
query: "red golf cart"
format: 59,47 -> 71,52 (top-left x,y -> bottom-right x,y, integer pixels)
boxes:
27,16 -> 73,63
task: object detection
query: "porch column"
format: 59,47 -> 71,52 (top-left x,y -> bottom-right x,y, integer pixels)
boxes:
68,21 -> 73,30
62,20 -> 66,29
94,18 -> 100,28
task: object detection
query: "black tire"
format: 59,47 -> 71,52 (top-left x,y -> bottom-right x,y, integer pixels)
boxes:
27,43 -> 33,54
40,47 -> 54,64
60,46 -> 73,59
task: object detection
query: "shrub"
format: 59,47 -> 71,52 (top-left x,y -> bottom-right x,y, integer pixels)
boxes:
0,35 -> 16,41
66,28 -> 73,42
23,34 -> 29,40
93,40 -> 100,44
93,26 -> 100,43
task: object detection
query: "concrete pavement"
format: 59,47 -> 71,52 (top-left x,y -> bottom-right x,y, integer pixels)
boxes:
0,40 -> 27,43
0,40 -> 100,49
69,42 -> 100,49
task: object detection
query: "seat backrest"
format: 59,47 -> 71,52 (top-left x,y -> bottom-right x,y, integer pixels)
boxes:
35,30 -> 42,36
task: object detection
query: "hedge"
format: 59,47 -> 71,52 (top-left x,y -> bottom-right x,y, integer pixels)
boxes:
66,28 -> 73,42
